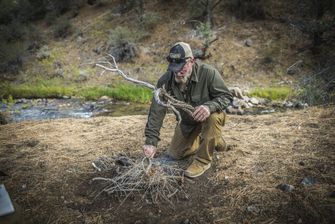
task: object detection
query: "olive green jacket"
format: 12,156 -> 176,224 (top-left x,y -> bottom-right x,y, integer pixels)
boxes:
145,61 -> 233,147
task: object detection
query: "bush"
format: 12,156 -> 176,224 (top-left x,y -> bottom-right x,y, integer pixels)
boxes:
0,42 -> 24,74
297,66 -> 335,105
221,0 -> 265,20
138,12 -> 160,30
196,21 -> 213,48
0,20 -> 26,42
53,19 -> 73,38
108,26 -> 135,47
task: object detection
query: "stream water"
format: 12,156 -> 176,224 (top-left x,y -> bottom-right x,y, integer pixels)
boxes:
0,98 -> 150,122
0,98 -> 294,123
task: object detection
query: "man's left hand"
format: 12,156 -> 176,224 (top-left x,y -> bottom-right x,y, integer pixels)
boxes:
192,105 -> 210,122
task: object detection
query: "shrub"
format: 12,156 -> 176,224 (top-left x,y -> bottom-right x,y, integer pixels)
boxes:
221,0 -> 265,20
297,66 -> 335,105
0,20 -> 26,42
53,19 -> 73,38
108,26 -> 135,47
36,46 -> 51,60
0,42 -> 24,74
138,12 -> 160,30
196,21 -> 213,48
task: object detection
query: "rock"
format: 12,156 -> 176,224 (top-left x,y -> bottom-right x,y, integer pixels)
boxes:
260,109 -> 275,114
226,105 -> 240,114
229,87 -> 244,99
242,95 -> 250,102
108,41 -> 138,62
15,99 -> 29,104
36,45 -> 51,60
258,98 -> 268,105
93,46 -> 102,55
247,102 -> 254,108
249,97 -> 259,105
237,108 -> 244,115
244,38 -> 253,47
295,102 -> 308,109
301,177 -> 317,186
276,184 -> 295,192
52,68 -> 64,78
283,101 -> 294,108
226,105 -> 235,114
62,95 -> 70,99
183,219 -> 191,224
76,70 -> 89,82
0,112 -> 10,125
99,96 -> 111,101
232,97 -> 246,108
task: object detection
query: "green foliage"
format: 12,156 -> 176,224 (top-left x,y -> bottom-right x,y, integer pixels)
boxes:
0,42 -> 24,74
187,0 -> 205,18
296,67 -> 335,105
108,26 -> 135,46
79,84 -> 152,103
53,18 -> 73,38
138,12 -> 160,30
221,0 -> 265,20
249,87 -> 293,101
0,82 -> 153,103
196,21 -> 213,48
0,82 -> 74,99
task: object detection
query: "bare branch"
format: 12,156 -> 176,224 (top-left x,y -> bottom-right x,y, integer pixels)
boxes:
96,54 -> 195,122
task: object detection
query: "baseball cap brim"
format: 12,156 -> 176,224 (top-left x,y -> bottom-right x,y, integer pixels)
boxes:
168,61 -> 186,73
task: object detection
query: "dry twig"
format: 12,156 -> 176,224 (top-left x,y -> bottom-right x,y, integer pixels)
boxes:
92,156 -> 187,206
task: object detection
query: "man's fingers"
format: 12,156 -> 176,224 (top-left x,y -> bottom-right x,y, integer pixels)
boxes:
193,105 -> 210,122
143,145 -> 156,158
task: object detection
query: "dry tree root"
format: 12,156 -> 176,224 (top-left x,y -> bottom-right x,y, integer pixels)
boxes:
91,156 -> 188,207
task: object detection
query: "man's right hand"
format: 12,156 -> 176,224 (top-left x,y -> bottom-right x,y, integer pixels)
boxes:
143,145 -> 156,158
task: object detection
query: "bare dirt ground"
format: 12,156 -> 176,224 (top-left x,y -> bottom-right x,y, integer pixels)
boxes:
0,107 -> 334,224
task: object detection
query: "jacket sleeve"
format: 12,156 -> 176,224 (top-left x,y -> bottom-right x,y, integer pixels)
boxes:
144,77 -> 168,147
203,69 -> 233,113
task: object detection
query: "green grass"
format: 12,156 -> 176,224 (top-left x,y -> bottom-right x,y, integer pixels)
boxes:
0,83 -> 153,103
78,84 -> 153,103
249,87 -> 293,101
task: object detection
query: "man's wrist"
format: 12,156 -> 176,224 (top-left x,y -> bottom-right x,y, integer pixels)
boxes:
145,139 -> 158,147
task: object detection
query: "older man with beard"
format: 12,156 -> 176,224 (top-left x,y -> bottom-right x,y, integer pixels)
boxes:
143,42 -> 233,178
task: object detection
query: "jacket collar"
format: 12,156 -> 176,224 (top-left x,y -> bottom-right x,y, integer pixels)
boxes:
190,61 -> 199,83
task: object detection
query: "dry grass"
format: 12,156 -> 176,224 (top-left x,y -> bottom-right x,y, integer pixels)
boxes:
0,107 -> 334,223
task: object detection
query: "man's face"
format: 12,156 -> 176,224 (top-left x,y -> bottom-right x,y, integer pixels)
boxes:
175,59 -> 194,84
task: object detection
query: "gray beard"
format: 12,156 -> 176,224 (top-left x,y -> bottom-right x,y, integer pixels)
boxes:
174,70 -> 192,84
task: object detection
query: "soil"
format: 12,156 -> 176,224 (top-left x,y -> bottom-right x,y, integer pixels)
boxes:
0,107 -> 334,224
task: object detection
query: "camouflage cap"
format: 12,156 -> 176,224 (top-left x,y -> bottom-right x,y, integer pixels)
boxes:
167,42 -> 193,73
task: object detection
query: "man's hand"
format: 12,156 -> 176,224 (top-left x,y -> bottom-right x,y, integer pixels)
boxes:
192,105 -> 210,122
143,145 -> 156,158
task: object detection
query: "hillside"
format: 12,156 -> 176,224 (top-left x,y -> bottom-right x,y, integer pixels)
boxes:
1,0 -> 334,103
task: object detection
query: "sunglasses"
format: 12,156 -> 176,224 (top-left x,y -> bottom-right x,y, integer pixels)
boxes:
166,56 -> 191,64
